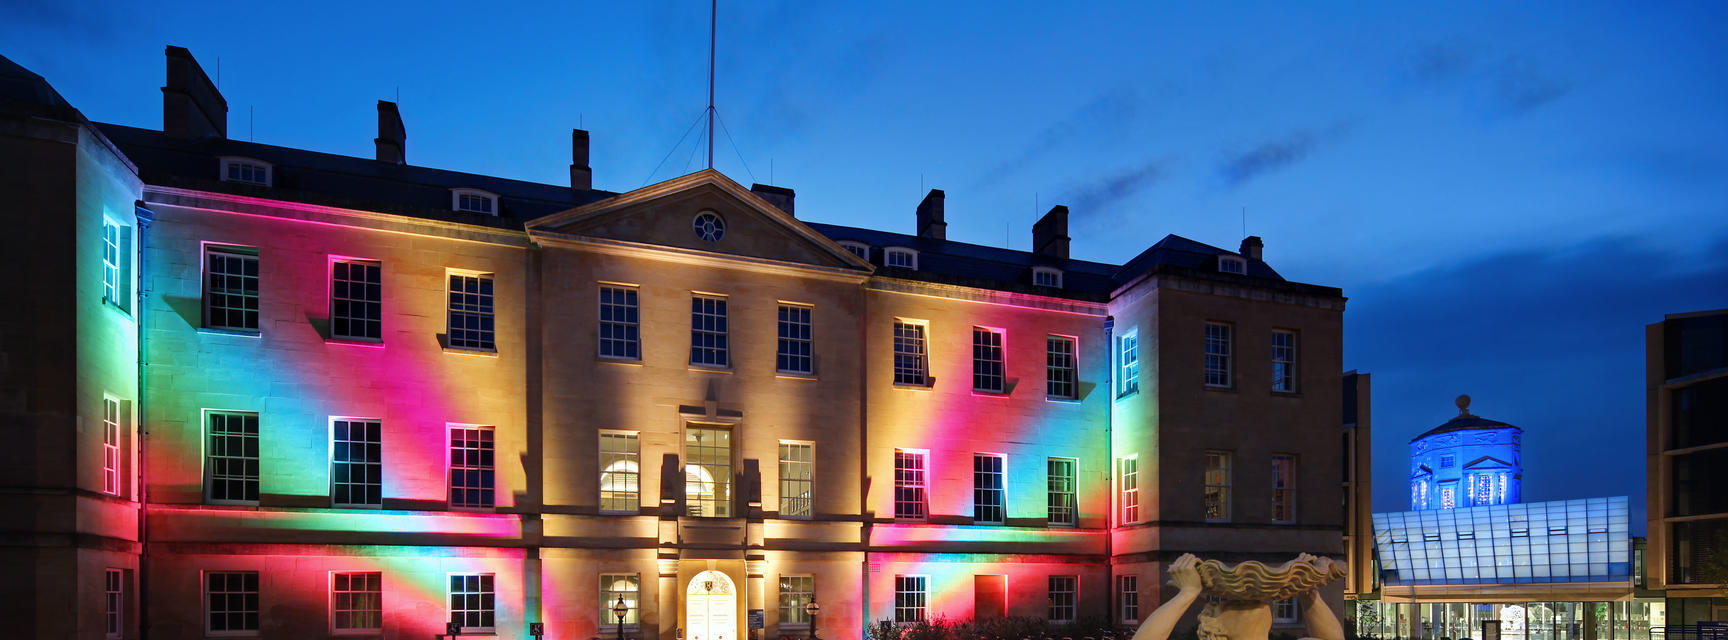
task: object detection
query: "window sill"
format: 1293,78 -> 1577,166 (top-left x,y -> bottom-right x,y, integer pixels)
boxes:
102,298 -> 135,321
598,357 -> 643,367
333,503 -> 384,510
326,338 -> 384,349
1115,389 -> 1139,401
776,371 -> 818,380
1045,396 -> 1080,404
198,327 -> 262,338
891,381 -> 933,391
970,389 -> 1009,398
1204,519 -> 1233,524
448,505 -> 498,513
688,365 -> 733,374
1203,384 -> 1235,392
444,346 -> 499,357
1271,389 -> 1301,397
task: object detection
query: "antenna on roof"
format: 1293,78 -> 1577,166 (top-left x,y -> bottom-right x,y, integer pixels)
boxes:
216,57 -> 220,89
1241,206 -> 1247,238
249,105 -> 254,142
706,0 -> 717,170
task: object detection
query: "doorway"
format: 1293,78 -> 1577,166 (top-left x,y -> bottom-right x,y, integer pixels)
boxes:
686,570 -> 737,640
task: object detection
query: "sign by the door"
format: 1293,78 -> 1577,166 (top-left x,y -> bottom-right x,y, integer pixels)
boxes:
748,610 -> 764,630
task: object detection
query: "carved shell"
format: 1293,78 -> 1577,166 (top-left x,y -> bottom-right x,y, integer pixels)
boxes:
1194,554 -> 1346,601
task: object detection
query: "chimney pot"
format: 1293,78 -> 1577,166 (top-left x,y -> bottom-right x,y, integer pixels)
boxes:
1032,205 -> 1071,260
750,183 -> 795,217
570,128 -> 592,190
916,189 -> 946,240
374,100 -> 406,165
1240,235 -> 1263,261
161,46 -> 228,140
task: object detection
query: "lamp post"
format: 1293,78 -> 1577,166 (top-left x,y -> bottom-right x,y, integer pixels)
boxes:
614,595 -> 630,640
804,600 -> 820,640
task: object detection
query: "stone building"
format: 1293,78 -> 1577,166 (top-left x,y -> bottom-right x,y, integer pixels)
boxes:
0,47 -> 1349,639
1645,309 -> 1728,625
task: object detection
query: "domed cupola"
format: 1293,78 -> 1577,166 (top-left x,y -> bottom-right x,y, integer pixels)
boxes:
1408,395 -> 1522,510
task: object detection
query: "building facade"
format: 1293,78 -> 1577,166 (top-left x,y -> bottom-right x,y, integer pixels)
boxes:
1645,309 -> 1728,625
0,47 -> 1349,639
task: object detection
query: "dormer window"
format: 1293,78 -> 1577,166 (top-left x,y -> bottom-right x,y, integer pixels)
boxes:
451,188 -> 499,216
1218,255 -> 1246,275
839,241 -> 871,261
1033,267 -> 1063,289
220,157 -> 272,186
885,247 -> 918,270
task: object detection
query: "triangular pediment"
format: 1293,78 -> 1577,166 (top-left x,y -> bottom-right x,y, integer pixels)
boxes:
527,169 -> 872,272
1463,456 -> 1513,470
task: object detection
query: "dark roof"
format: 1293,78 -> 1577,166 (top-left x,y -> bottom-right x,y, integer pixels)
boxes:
1412,415 -> 1520,442
1116,234 -> 1284,281
0,54 -> 80,121
94,123 -> 614,230
806,222 -> 1120,298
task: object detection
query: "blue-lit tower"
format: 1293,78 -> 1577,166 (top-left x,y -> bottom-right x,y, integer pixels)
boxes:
1409,395 -> 1522,510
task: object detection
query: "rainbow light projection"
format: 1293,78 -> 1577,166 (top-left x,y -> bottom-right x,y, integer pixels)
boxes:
135,177 -> 1131,640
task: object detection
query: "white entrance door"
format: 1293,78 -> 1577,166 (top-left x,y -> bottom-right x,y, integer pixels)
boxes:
686,571 -> 736,640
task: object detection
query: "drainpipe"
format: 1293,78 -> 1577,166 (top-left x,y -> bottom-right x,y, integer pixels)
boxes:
1102,315 -> 1114,626
133,202 -> 154,640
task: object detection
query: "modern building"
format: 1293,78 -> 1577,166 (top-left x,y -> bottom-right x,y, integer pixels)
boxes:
1645,309 -> 1728,625
1355,399 -> 1657,640
0,47 -> 1350,640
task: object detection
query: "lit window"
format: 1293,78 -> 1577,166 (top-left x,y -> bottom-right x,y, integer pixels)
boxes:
779,442 -> 813,518
1273,598 -> 1299,623
894,449 -> 928,521
885,248 -> 918,270
1271,330 -> 1297,392
101,218 -> 131,311
204,245 -> 259,332
1440,455 -> 1455,468
779,575 -> 815,627
777,304 -> 814,375
206,571 -> 259,635
1047,576 -> 1077,623
103,397 -> 122,496
222,158 -> 271,186
1120,456 -> 1140,524
449,426 -> 495,509
1047,457 -> 1077,527
1119,332 -> 1139,396
332,572 -> 382,633
972,327 -> 1005,393
330,260 -> 382,341
331,419 -> 382,507
447,272 -> 495,350
598,285 -> 640,360
451,189 -> 497,215
1205,451 -> 1232,522
690,295 -> 730,368
1272,454 -> 1296,523
973,453 -> 1006,524
600,574 -> 640,627
1219,255 -> 1246,274
1033,268 -> 1063,288
105,569 -> 123,639
1439,482 -> 1457,509
206,411 -> 259,505
448,574 -> 495,633
685,427 -> 732,517
601,432 -> 640,513
894,575 -> 927,622
838,241 -> 870,261
1204,323 -> 1232,388
893,321 -> 929,386
1046,335 -> 1078,399
1118,575 -> 1139,623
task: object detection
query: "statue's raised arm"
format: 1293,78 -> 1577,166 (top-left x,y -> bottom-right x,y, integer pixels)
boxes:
1129,554 -> 1348,640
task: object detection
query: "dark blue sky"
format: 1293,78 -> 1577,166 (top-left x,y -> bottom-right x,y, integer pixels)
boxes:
8,1 -> 1727,528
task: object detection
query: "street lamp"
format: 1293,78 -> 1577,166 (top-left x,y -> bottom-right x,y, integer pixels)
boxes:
614,595 -> 631,640
804,600 -> 821,640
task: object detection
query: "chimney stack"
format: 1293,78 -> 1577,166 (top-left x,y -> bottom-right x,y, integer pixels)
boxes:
570,128 -> 592,190
1240,236 -> 1263,261
750,183 -> 795,217
161,46 -> 227,140
1032,205 -> 1071,260
916,189 -> 946,240
374,100 -> 406,165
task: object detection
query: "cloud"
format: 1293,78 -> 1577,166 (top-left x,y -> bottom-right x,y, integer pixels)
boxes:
1485,57 -> 1571,115
1056,158 -> 1167,224
971,89 -> 1139,189
1400,42 -> 1572,118
1216,122 -> 1351,188
1351,232 -> 1728,524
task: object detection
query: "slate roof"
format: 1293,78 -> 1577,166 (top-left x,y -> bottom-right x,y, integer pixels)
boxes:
0,54 -> 80,122
88,122 -> 1340,301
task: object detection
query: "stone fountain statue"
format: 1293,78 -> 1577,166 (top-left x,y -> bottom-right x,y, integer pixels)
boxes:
1131,554 -> 1348,640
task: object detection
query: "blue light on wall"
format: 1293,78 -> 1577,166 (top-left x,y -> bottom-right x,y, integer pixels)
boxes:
1410,395 -> 1522,511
